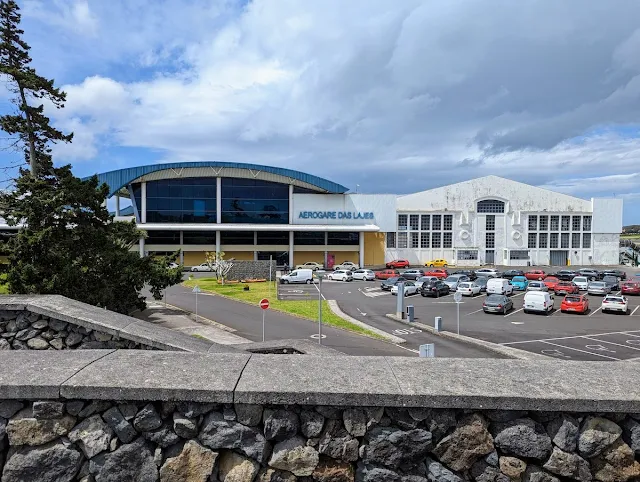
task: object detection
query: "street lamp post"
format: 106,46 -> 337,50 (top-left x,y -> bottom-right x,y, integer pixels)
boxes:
316,272 -> 325,344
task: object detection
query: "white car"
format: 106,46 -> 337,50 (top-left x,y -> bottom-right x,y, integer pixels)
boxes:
333,261 -> 360,271
571,276 -> 589,291
295,261 -> 324,271
327,269 -> 353,282
391,281 -> 418,296
190,263 -> 212,272
601,295 -> 628,314
475,268 -> 500,278
168,262 -> 180,269
457,282 -> 481,296
352,269 -> 375,281
414,276 -> 439,290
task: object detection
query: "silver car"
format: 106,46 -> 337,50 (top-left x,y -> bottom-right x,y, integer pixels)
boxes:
587,281 -> 611,296
526,280 -> 548,292
443,274 -> 470,291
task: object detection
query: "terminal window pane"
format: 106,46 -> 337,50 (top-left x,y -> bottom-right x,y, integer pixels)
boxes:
583,233 -> 591,248
528,215 -> 537,231
145,178 -> 217,223
432,215 -> 441,230
550,233 -> 559,248
572,233 -> 581,248
458,250 -> 478,260
421,215 -> 430,230
443,215 -> 453,231
221,231 -> 255,245
477,199 -> 505,213
398,232 -> 408,249
328,232 -> 359,245
486,232 -> 495,248
398,215 -> 408,230
420,232 -> 429,248
221,178 -> 288,224
539,233 -> 548,248
409,215 -> 419,230
510,250 -> 529,260
432,232 -> 441,248
539,215 -> 548,230
561,216 -> 570,231
411,232 -> 419,248
146,230 -> 181,244
443,232 -> 452,248
294,232 -> 325,245
550,216 -> 559,231
257,231 -> 289,245
561,233 -> 570,248
486,215 -> 495,231
583,216 -> 592,231
182,231 -> 216,245
572,216 -> 581,231
386,232 -> 396,248
528,233 -> 537,248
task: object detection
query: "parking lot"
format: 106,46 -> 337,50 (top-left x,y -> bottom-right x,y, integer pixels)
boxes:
305,267 -> 640,361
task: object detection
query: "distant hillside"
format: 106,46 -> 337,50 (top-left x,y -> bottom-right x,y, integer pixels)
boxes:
623,225 -> 640,234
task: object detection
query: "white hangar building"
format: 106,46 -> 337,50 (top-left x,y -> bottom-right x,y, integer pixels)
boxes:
386,175 -> 623,267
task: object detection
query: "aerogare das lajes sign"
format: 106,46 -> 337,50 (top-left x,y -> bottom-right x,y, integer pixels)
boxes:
298,211 -> 375,220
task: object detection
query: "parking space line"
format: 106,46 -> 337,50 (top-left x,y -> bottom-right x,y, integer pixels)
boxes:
393,344 -> 420,354
312,282 -> 326,300
582,336 -> 640,352
465,308 -> 484,316
632,306 -> 639,316
539,341 -> 621,360
501,329 -> 640,345
504,308 -> 523,317
588,306 -> 602,317
511,292 -> 526,298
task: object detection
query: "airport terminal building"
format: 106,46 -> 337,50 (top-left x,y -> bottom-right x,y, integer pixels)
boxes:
93,162 -> 623,267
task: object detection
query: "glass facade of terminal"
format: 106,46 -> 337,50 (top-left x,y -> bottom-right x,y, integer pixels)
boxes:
221,178 -> 289,224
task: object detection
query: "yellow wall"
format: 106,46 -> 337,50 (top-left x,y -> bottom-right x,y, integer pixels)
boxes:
329,251 -> 359,265
223,251 -> 254,261
184,251 -> 206,266
293,251 -> 325,265
364,232 -> 385,267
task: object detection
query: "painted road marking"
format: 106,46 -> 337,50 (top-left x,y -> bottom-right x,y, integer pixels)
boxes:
465,308 -> 485,316
504,308 -> 523,317
511,321 -> 524,325
309,334 -> 327,340
588,306 -> 602,317
541,348 -> 571,359
539,341 -> 620,360
393,328 -> 423,335
394,344 -> 420,354
632,306 -> 640,316
583,336 -> 640,352
501,330 -> 640,345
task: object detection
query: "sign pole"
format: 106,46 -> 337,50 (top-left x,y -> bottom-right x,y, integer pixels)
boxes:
269,255 -> 273,297
453,290 -> 462,335
316,273 -> 325,344
262,309 -> 265,342
195,289 -> 198,322
457,299 -> 460,335
259,298 -> 270,342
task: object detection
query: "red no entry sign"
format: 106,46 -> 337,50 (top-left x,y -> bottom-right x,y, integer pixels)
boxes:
259,298 -> 270,310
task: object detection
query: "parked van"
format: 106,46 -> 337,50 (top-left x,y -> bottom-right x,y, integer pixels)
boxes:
486,278 -> 513,296
523,291 -> 554,315
280,269 -> 314,284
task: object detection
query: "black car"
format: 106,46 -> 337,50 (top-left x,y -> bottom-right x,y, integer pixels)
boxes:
451,269 -> 477,281
381,276 -> 407,291
578,268 -> 601,281
602,275 -> 620,291
603,270 -> 626,281
554,270 -> 578,281
502,269 -> 525,280
420,280 -> 450,298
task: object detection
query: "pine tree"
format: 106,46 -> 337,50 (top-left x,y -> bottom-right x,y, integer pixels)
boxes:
0,0 -> 72,175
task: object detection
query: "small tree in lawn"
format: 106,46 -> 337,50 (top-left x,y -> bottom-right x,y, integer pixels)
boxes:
205,251 -> 234,284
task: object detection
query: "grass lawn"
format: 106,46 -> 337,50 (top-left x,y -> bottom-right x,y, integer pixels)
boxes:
182,278 -> 384,340
0,274 -> 7,294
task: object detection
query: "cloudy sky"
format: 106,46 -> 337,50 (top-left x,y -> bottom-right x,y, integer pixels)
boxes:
3,0 -> 640,222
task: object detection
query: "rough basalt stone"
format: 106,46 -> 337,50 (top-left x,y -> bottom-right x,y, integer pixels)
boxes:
0,338 -> 10,350
425,458 -> 463,482
65,401 -> 85,417
385,408 -> 420,430
500,456 -> 527,482
590,439 -> 640,482
6,409 -> 76,446
269,436 -> 320,477
118,403 -> 138,421
318,420 -> 359,462
176,402 -> 215,418
547,415 -> 579,453
355,463 -> 401,482
133,404 -> 163,432
235,404 -> 263,427
48,319 -> 68,331
523,466 -> 561,482
95,438 -> 158,482
32,401 -> 65,420
471,461 -> 509,482
143,422 -> 180,448
199,411 -> 269,463
264,408 -> 300,441
343,409 -> 367,438
494,419 -> 552,460
219,450 -> 260,482
78,401 -> 111,418
579,417 -> 623,458
301,409 -> 325,438
313,456 -> 355,482
68,415 -> 114,458
543,447 -> 592,481
0,401 -> 24,419
11,339 -> 28,349
94,332 -> 112,342
316,406 -> 342,420
257,467 -> 298,482
26,337 -> 49,350
621,418 -> 640,455
173,412 -> 198,439
362,426 -> 433,470
433,413 -> 494,471
159,440 -> 217,482
1,439 -> 82,482
31,319 -> 49,330
49,338 -> 65,350
102,407 -> 137,444
65,332 -> 83,347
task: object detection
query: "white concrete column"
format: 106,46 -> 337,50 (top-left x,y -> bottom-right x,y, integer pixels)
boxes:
115,195 -> 120,216
216,231 -> 221,254
216,177 -> 222,224
359,232 -> 365,268
289,231 -> 294,267
254,231 -> 258,261
139,236 -> 145,258
179,231 -> 184,264
289,184 -> 294,224
141,182 -> 147,223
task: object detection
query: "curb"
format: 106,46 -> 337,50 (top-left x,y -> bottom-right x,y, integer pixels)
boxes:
155,301 -> 239,333
328,301 -> 406,344
384,313 -> 548,360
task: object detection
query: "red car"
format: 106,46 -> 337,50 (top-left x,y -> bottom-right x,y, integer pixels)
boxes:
554,281 -> 579,295
525,270 -> 546,281
543,276 -> 560,291
621,281 -> 640,295
376,269 -> 400,280
386,259 -> 410,269
425,268 -> 448,279
560,294 -> 589,314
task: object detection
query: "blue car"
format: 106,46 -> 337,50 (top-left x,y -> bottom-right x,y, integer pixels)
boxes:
511,276 -> 528,291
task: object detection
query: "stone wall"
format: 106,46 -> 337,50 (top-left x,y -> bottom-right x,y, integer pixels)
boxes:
0,398 -> 639,482
227,260 -> 277,281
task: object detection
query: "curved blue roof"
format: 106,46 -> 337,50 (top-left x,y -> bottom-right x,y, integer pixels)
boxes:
90,161 -> 349,197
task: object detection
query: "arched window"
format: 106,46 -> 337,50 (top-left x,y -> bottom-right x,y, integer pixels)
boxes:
477,199 -> 505,213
